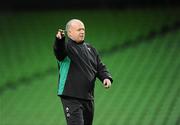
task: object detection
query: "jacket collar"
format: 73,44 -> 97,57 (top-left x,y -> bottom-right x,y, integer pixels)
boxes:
68,38 -> 84,45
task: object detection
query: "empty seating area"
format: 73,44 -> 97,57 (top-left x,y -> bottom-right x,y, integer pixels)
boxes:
0,8 -> 180,125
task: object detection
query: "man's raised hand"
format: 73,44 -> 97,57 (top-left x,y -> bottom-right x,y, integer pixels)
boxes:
56,29 -> 65,39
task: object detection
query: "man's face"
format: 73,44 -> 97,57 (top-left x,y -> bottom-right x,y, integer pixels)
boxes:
68,21 -> 85,43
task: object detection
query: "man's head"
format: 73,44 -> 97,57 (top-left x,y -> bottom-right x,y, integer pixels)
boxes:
66,19 -> 85,43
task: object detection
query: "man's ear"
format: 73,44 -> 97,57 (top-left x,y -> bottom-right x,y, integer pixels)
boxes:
67,30 -> 71,37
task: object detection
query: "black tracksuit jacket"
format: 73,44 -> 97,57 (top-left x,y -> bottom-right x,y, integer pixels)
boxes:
53,37 -> 113,100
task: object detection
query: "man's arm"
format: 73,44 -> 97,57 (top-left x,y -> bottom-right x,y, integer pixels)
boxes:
53,30 -> 67,61
96,54 -> 113,88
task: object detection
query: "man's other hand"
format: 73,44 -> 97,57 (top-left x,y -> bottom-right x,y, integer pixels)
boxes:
103,79 -> 111,89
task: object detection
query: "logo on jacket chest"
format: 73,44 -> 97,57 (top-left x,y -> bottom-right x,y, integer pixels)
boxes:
87,47 -> 91,51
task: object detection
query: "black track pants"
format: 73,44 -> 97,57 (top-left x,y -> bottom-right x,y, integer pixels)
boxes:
60,96 -> 94,125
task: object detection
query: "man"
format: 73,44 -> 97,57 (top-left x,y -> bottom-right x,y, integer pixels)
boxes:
53,19 -> 113,125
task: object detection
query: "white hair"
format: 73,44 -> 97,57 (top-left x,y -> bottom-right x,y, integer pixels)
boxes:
65,19 -> 83,32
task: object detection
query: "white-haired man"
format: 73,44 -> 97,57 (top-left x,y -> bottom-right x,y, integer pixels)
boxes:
53,19 -> 113,125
